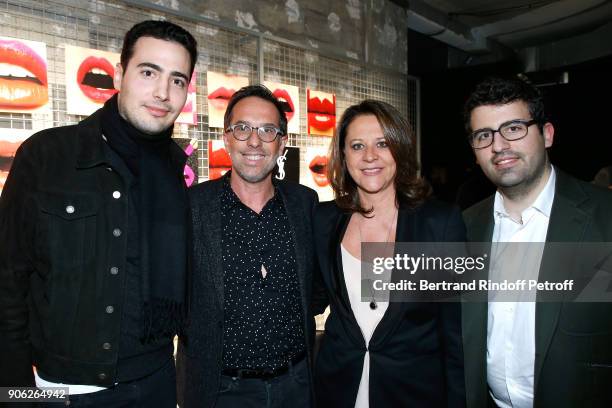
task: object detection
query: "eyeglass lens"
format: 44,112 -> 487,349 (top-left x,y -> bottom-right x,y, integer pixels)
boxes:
471,121 -> 530,148
231,124 -> 279,142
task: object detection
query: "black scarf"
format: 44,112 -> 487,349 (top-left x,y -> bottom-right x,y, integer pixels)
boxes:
100,94 -> 188,343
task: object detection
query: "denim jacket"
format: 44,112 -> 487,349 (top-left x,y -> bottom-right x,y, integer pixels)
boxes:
0,108 -> 186,387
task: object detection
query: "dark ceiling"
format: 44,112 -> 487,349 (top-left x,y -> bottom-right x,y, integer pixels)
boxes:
403,0 -> 612,69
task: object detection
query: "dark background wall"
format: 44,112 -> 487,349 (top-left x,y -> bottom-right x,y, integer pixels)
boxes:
410,29 -> 612,205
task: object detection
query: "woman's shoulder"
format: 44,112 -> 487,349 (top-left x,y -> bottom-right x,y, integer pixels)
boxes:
405,197 -> 461,218
315,199 -> 340,214
313,200 -> 344,226
404,198 -> 466,241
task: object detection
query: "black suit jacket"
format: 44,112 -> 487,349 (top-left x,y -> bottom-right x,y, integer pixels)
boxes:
177,176 -> 319,408
462,169 -> 612,408
312,199 -> 467,408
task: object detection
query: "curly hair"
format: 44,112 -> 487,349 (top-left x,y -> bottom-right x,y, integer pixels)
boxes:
328,100 -> 431,215
463,76 -> 547,133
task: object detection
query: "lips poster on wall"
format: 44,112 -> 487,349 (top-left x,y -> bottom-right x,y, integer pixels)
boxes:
0,128 -> 32,195
208,139 -> 231,180
176,73 -> 197,125
301,145 -> 333,201
307,89 -> 336,137
65,45 -> 119,116
273,146 -> 299,183
0,36 -> 49,114
206,71 -> 248,128
263,81 -> 300,134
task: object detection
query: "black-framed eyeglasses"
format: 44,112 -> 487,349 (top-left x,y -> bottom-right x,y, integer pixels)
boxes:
468,119 -> 538,149
225,123 -> 283,143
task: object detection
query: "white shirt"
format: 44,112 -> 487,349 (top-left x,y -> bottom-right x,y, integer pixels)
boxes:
341,244 -> 389,408
487,167 -> 556,408
34,367 -> 107,395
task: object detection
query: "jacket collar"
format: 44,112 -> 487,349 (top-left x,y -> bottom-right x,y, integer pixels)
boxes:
328,200 -> 421,348
467,168 -> 594,395
534,168 -> 591,392
479,166 -> 592,246
75,107 -> 187,171
75,108 -> 107,169
467,198 -> 495,242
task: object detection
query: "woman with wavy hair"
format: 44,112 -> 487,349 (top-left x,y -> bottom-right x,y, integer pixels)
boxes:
312,100 -> 466,407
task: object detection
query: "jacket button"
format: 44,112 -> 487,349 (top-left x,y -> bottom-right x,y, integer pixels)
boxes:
65,205 -> 75,214
98,373 -> 106,380
102,342 -> 111,350
105,305 -> 114,314
110,266 -> 119,275
112,191 -> 121,199
112,228 -> 122,237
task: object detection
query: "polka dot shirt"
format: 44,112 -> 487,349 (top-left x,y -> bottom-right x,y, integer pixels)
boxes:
220,177 -> 305,371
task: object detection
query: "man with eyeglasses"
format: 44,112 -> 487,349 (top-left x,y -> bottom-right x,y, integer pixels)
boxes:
461,76 -> 612,408
177,85 -> 320,408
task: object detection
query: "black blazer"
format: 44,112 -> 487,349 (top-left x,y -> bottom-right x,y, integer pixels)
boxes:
177,176 -> 320,408
462,169 -> 612,408
312,199 -> 467,408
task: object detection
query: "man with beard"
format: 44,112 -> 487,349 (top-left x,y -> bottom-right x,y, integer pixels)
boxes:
177,85 -> 320,408
0,20 -> 196,407
461,76 -> 612,407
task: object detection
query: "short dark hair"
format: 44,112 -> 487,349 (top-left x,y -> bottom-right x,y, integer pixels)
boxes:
463,76 -> 547,133
329,100 -> 431,214
120,20 -> 198,78
223,85 -> 288,136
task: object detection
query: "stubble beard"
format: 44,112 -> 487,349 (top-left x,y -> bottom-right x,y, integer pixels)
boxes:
234,151 -> 281,184
496,152 -> 550,201
118,99 -> 174,137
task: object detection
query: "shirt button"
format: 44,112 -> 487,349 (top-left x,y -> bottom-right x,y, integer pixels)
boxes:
112,191 -> 121,199
102,342 -> 111,350
98,373 -> 106,380
110,266 -> 119,275
105,305 -> 114,314
112,228 -> 122,237
65,205 -> 75,214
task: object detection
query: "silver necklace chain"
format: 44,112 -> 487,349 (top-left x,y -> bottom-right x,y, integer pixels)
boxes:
357,207 -> 398,310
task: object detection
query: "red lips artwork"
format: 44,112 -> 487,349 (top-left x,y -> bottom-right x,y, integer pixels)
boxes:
176,73 -> 197,125
208,139 -> 232,180
307,89 -> 336,137
264,81 -> 300,134
206,71 -> 249,128
208,87 -> 234,111
0,128 -> 31,195
65,45 -> 120,116
76,55 -> 117,103
300,146 -> 334,201
308,154 -> 329,187
0,37 -> 49,112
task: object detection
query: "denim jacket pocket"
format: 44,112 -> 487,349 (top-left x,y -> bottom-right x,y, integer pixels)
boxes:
37,191 -> 100,267
36,191 -> 101,342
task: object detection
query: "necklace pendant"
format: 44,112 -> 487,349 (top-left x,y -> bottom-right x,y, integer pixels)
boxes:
369,300 -> 377,310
